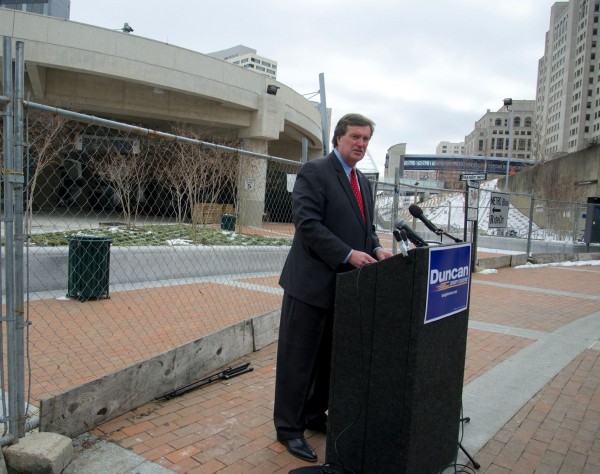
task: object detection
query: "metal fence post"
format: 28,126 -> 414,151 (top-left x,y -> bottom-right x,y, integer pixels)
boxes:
573,201 -> 579,242
14,41 -> 26,438
2,35 -> 18,441
527,193 -> 535,257
391,167 -> 400,255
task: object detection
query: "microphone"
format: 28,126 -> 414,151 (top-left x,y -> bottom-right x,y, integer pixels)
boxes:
409,204 -> 442,235
393,229 -> 409,256
394,218 -> 428,248
408,204 -> 463,243
398,229 -> 410,256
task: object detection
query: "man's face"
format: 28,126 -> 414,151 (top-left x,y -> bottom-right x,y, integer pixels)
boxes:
336,125 -> 372,167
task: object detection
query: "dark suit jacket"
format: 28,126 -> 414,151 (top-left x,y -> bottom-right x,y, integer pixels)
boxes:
279,152 -> 382,309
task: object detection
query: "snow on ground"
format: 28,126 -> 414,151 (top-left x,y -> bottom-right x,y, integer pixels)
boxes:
515,260 -> 600,269
478,247 -> 524,255
379,178 -> 548,240
399,179 -> 538,236
166,239 -> 193,246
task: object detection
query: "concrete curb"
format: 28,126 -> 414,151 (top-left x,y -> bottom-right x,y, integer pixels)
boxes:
476,254 -> 513,270
529,251 -> 600,264
477,251 -> 600,271
3,432 -> 72,474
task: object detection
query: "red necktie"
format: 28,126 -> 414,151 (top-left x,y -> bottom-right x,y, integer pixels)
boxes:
350,168 -> 365,221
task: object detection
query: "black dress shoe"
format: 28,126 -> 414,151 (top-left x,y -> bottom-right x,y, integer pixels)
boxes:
279,437 -> 317,462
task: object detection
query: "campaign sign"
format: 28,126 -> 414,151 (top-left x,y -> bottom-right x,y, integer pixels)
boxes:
425,243 -> 471,324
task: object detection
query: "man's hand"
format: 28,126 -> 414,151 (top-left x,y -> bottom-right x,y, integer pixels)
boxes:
375,248 -> 393,261
348,250 -> 377,268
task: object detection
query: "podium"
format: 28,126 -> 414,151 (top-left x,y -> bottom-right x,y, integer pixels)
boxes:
326,244 -> 472,473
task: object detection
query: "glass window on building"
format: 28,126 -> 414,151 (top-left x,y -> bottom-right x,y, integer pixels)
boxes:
0,0 -> 70,19
0,1 -> 46,14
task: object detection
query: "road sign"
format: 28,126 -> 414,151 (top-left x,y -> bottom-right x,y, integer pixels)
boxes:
489,192 -> 509,228
245,178 -> 256,191
466,181 -> 480,221
460,173 -> 487,181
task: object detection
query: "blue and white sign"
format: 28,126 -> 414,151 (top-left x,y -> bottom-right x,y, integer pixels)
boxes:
425,243 -> 472,324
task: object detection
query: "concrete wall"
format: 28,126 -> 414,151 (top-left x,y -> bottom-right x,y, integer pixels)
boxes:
503,145 -> 600,202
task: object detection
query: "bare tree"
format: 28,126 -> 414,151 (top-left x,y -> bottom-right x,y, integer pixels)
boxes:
90,136 -> 148,229
156,151 -> 188,226
166,126 -> 240,241
25,113 -> 79,222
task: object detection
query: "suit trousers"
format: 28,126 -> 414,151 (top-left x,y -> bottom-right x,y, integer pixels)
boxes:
274,293 -> 334,440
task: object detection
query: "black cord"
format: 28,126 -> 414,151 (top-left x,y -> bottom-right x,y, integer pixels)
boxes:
438,406 -> 478,473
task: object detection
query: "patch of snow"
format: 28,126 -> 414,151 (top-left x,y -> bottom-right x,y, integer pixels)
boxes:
478,269 -> 498,274
166,239 -> 193,246
515,260 -> 600,269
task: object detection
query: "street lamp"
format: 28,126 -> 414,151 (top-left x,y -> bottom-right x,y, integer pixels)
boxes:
503,98 -> 513,188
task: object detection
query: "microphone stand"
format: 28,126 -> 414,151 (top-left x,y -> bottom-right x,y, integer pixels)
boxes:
435,228 -> 463,243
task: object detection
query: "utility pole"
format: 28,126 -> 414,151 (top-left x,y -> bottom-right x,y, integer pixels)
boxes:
319,73 -> 329,156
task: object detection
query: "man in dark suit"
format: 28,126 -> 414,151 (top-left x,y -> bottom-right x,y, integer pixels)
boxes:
274,113 -> 392,462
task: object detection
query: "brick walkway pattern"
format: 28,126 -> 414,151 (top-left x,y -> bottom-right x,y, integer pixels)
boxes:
74,262 -> 600,473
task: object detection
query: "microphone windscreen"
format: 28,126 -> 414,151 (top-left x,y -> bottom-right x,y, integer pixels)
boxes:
408,204 -> 423,217
395,217 -> 407,228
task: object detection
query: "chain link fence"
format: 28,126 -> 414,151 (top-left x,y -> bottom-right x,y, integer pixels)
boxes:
381,180 -> 591,255
2,99 -> 305,439
3,103 -> 593,440
1,44 -> 594,442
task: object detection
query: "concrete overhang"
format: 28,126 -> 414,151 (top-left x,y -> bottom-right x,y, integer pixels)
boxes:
0,9 -> 323,156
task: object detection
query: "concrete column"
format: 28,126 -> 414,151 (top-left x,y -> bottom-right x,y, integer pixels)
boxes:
239,138 -> 268,228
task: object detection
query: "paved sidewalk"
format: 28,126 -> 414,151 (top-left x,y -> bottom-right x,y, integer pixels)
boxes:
66,259 -> 600,473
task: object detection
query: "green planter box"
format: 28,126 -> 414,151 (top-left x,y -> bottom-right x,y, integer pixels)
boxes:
67,235 -> 113,301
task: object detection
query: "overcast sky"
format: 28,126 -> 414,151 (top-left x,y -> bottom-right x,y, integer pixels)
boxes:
70,0 -> 559,172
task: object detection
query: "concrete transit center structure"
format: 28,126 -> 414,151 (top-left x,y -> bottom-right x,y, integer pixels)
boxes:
0,9 -> 324,225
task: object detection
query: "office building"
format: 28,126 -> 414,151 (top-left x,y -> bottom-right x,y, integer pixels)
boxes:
0,0 -> 70,19
384,143 -> 406,180
209,45 -> 277,80
535,0 -> 600,161
464,100 -> 535,160
436,141 -> 465,155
